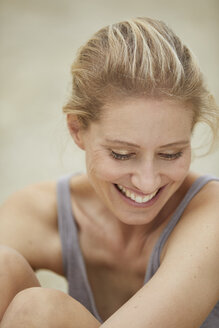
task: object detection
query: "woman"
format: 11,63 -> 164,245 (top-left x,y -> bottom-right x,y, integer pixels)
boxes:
0,17 -> 218,328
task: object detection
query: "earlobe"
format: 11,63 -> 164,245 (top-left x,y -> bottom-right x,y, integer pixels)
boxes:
67,114 -> 85,150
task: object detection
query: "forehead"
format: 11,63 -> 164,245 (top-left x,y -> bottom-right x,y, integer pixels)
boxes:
88,97 -> 193,147
104,97 -> 191,125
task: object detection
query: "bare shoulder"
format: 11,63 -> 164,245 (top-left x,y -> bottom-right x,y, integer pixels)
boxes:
0,180 -> 57,232
162,175 -> 219,285
186,174 -> 219,208
168,175 -> 219,239
164,175 -> 219,251
0,180 -> 63,273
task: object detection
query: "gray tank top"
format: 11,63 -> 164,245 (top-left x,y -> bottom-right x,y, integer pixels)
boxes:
57,174 -> 219,326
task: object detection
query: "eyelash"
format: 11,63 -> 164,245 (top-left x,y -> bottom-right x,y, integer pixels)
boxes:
158,152 -> 183,160
111,151 -> 134,160
110,151 -> 183,161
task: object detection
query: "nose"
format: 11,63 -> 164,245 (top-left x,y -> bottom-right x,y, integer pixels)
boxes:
130,158 -> 161,194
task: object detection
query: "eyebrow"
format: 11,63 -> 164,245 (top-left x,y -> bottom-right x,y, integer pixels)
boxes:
105,138 -> 190,149
105,139 -> 140,148
159,140 -> 190,149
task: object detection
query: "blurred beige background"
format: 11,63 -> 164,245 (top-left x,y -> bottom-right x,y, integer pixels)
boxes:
0,0 -> 219,292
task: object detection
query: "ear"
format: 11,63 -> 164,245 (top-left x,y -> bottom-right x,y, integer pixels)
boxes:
67,114 -> 85,150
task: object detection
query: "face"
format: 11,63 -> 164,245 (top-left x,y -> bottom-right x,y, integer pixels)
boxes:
73,97 -> 193,225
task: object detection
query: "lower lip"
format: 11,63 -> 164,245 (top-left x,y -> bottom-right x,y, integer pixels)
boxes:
114,184 -> 165,208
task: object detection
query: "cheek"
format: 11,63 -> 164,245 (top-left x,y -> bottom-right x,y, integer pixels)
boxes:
86,150 -> 126,182
165,152 -> 191,181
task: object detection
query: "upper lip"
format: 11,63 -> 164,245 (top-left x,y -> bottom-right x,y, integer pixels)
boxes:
115,184 -> 162,196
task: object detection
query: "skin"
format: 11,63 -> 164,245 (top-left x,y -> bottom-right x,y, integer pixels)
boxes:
73,97 -> 193,228
0,97 -> 219,327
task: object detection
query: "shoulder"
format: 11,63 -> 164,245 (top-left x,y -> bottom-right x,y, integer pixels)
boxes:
163,174 -> 219,283
177,174 -> 219,231
1,180 -> 57,227
167,173 -> 219,235
165,173 -> 219,245
191,175 -> 219,209
0,179 -> 62,272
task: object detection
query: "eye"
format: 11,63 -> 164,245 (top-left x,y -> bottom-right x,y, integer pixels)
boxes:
110,151 -> 134,161
158,151 -> 183,160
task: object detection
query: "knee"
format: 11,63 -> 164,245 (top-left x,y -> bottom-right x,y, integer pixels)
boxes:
13,287 -> 69,311
10,287 -> 56,315
1,287 -> 71,327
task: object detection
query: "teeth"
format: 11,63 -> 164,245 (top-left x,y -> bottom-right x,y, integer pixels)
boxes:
117,185 -> 157,204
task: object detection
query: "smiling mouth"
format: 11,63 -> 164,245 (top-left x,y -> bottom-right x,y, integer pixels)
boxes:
115,184 -> 160,204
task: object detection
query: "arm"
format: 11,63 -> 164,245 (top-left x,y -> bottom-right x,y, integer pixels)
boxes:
100,183 -> 219,328
0,181 -> 62,273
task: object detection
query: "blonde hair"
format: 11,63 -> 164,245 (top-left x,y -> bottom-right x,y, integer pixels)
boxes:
63,17 -> 219,152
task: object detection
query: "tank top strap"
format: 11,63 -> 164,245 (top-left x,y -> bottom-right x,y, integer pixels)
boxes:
144,174 -> 219,283
57,174 -> 75,275
56,174 -> 102,322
